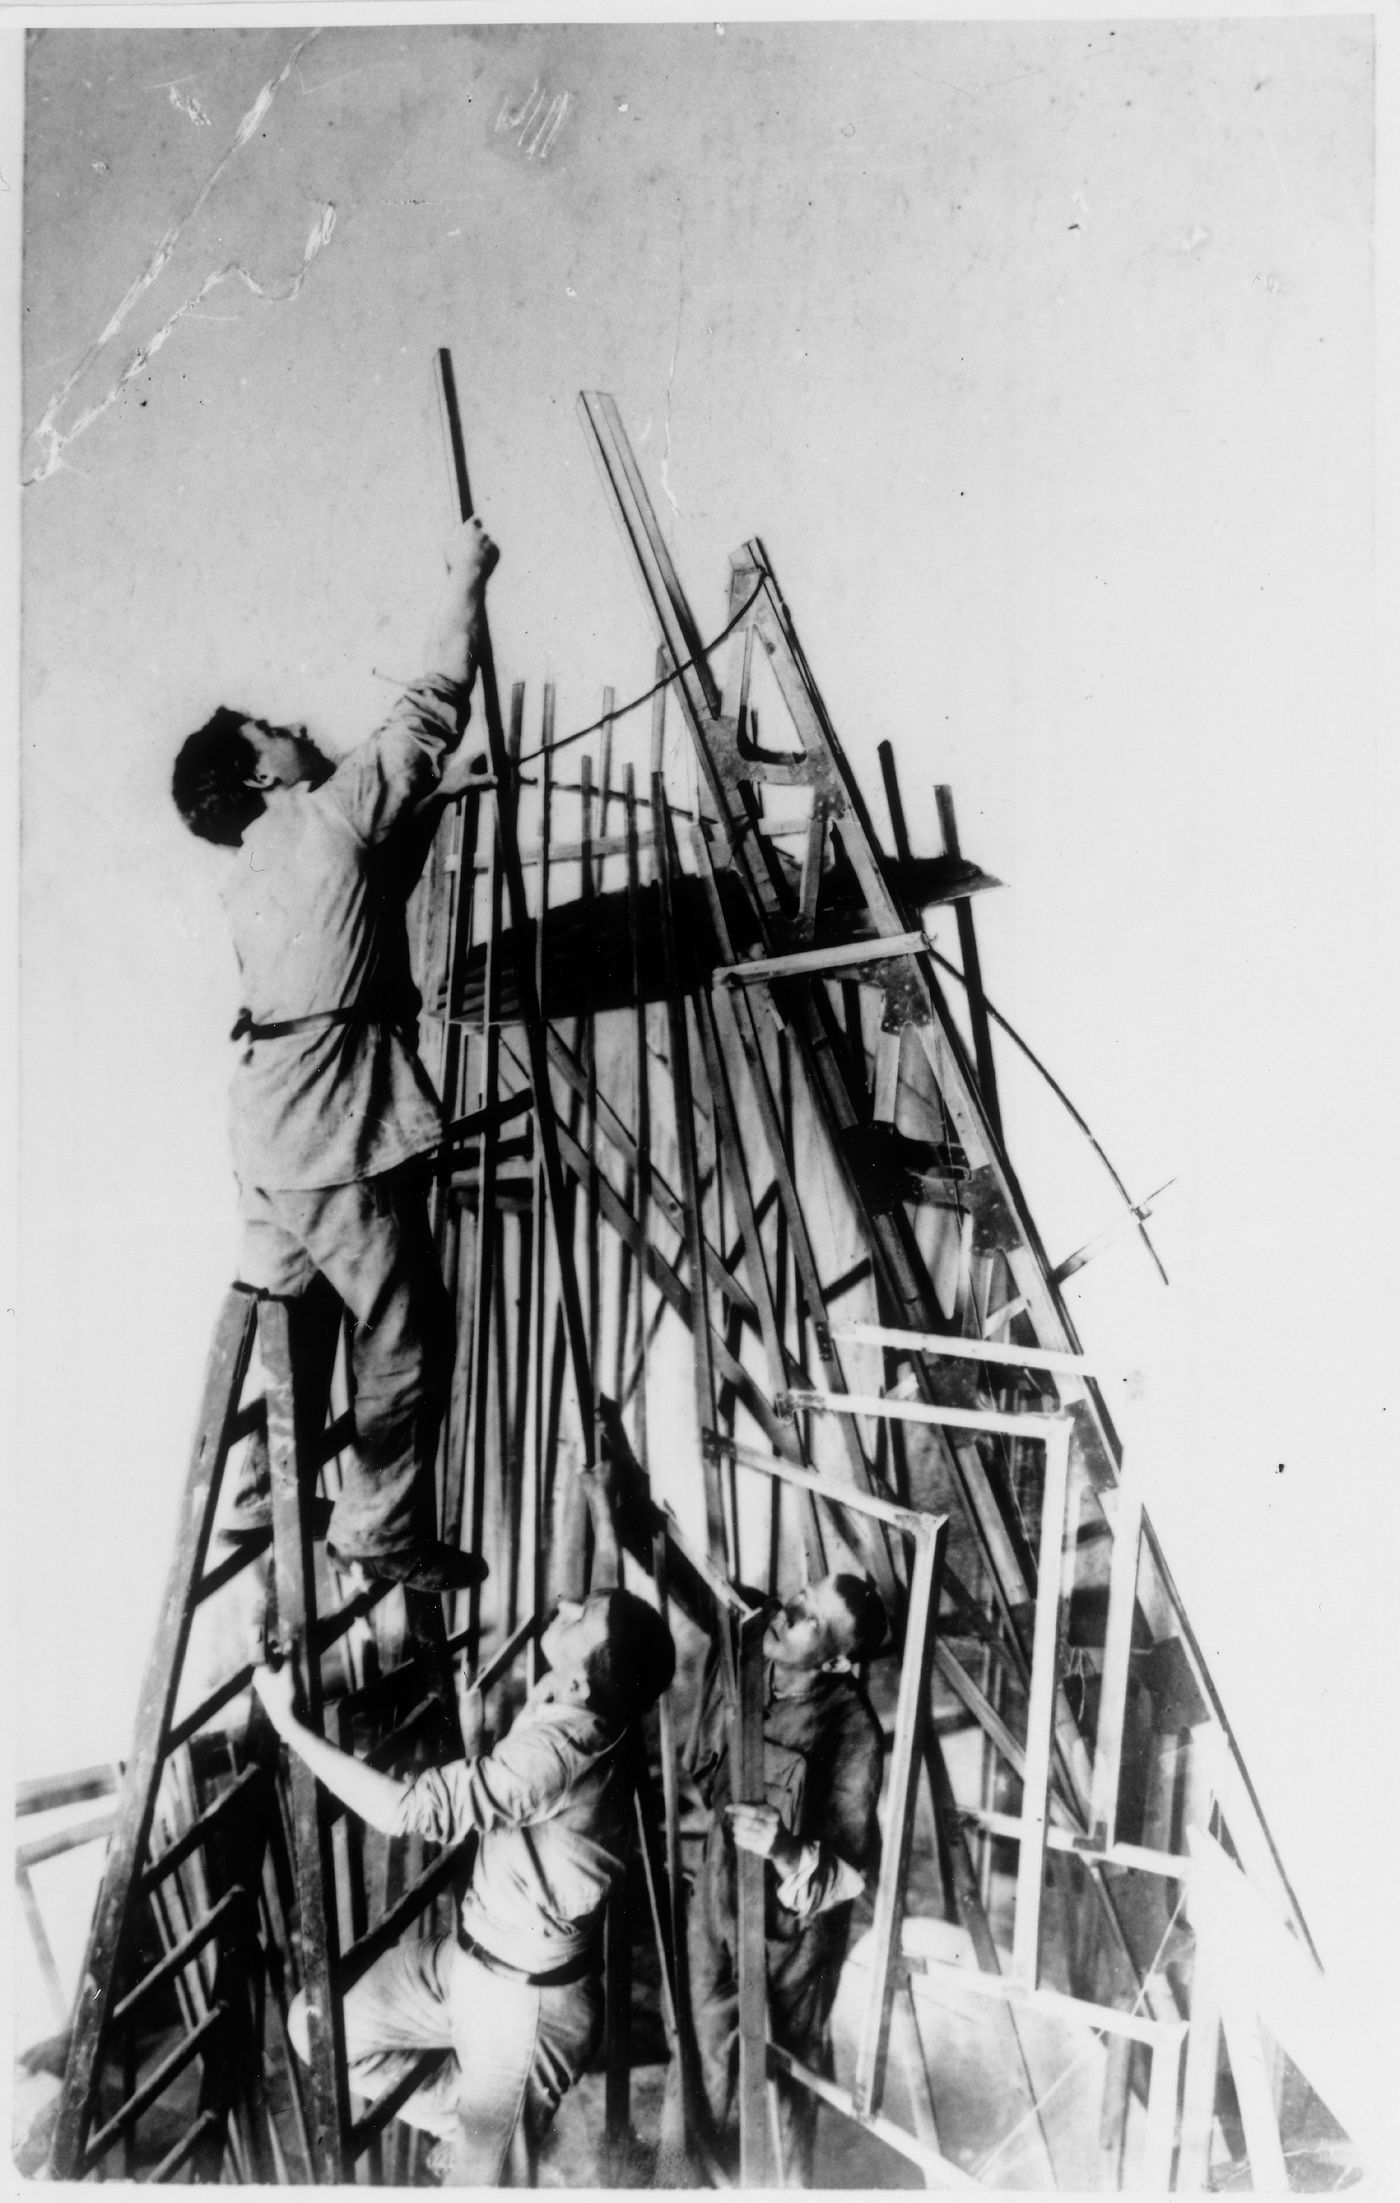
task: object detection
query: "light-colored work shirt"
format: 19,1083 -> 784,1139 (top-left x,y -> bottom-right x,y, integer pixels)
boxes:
221,675 -> 465,1191
390,1694 -> 631,1976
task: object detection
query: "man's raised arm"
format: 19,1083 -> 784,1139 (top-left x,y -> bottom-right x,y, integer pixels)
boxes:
425,515 -> 498,691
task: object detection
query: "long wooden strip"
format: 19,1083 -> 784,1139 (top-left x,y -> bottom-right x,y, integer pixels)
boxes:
83,2004 -> 227,2165
1011,1426 -> 1072,1986
551,1113 -> 788,1452
1089,1474 -> 1143,1846
345,2052 -> 445,2157
50,1288 -> 257,2178
534,1025 -> 759,1318
733,1610 -> 772,2185
853,1518 -> 946,2117
766,2042 -> 981,2189
934,784 -> 1003,1143
148,2107 -> 224,2184
831,1320 -> 1108,1383
263,1299 -> 350,2180
337,1838 -> 474,1991
111,1889 -> 249,2026
438,350 -> 596,1464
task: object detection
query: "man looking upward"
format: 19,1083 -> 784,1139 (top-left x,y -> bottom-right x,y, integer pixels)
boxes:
584,1425 -> 888,2185
253,1580 -> 676,2184
170,518 -> 498,1593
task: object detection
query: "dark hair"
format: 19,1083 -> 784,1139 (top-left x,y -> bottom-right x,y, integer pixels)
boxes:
584,1590 -> 676,1729
830,1573 -> 887,1662
172,708 -> 263,846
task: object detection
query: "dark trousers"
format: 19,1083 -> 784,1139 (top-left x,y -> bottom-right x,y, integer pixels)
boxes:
661,1879 -> 845,2186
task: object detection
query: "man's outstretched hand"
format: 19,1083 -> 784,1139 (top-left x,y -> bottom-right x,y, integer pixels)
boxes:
252,1659 -> 299,1737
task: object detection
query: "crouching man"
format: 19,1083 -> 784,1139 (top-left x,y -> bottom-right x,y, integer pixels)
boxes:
252,1585 -> 675,2184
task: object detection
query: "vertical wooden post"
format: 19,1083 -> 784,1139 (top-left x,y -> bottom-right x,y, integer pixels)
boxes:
1139,2023 -> 1186,2191
262,1299 -> 349,2183
853,1516 -> 947,2117
435,351 -> 596,1471
51,1289 -> 258,2179
1090,1468 -> 1143,1849
652,769 -> 728,1570
1176,1962 -> 1222,2190
1012,1420 -> 1072,1987
526,687 -> 554,1687
933,782 -> 1002,1145
733,1608 -> 773,2187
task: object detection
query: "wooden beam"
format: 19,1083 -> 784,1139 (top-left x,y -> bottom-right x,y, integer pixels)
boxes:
715,930 -> 930,986
934,785 -> 1002,1144
51,1288 -> 258,2179
1011,1424 -> 1073,1987
263,1299 -> 350,2181
1089,1472 -> 1143,1848
437,350 -> 596,1464
853,1517 -> 947,2119
733,1610 -> 773,2187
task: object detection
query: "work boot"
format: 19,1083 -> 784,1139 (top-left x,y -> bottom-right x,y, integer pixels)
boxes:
327,1540 -> 489,1595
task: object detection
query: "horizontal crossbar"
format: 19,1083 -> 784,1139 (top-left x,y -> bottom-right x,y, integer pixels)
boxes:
902,1955 -> 1188,2048
766,2041 -> 980,2188
715,931 -> 929,987
776,1387 -> 1068,1442
831,1321 -> 1114,1384
83,2004 -> 227,2165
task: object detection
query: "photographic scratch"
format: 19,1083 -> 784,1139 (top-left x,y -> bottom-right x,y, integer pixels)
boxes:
497,78 -> 573,160
298,67 -> 368,99
25,29 -> 323,486
167,86 -> 212,128
25,205 -> 336,486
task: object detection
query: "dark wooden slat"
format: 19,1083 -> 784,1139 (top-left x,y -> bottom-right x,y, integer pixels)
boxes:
111,1888 -> 249,2026
51,1288 -> 258,2178
346,2051 -> 445,2157
16,1764 -> 120,1817
83,2004 -> 227,2166
853,1517 -> 946,2118
933,782 -> 1003,1144
436,349 -> 597,1468
338,1837 -> 474,1992
263,1299 -> 350,2182
733,1611 -> 772,2185
652,777 -> 729,1567
147,2107 -> 224,2184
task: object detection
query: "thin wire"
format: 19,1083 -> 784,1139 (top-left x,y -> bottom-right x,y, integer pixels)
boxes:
513,578 -> 766,766
929,943 -> 1170,1287
972,1877 -> 1190,2182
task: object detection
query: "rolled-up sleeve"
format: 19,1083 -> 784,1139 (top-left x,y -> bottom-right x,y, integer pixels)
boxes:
328,675 -> 469,845
390,1719 -> 575,1846
774,1841 -> 867,1923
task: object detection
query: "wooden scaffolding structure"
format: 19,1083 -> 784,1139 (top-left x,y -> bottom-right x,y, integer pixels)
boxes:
44,364 -> 1357,2188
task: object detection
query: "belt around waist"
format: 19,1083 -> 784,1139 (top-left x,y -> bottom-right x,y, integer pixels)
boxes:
230,1005 -> 413,1045
456,1928 -> 596,1989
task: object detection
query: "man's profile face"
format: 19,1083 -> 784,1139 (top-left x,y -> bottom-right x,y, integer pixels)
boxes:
240,717 -> 329,789
540,1594 -> 611,1691
763,1577 -> 855,1672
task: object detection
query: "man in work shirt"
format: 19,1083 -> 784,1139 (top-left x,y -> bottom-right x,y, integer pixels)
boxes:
584,1427 -> 888,2185
253,1580 -> 675,2184
170,518 -> 498,1593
